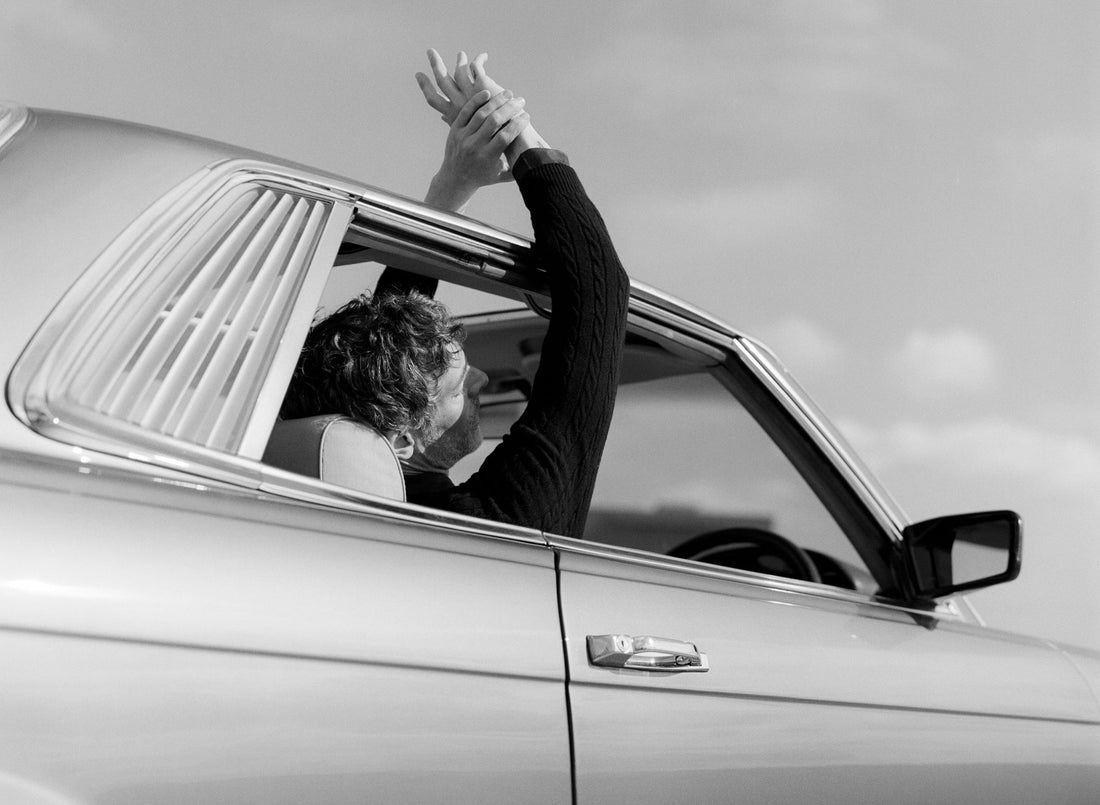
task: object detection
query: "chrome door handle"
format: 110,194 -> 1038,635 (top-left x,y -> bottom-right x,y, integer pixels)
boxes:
586,634 -> 709,673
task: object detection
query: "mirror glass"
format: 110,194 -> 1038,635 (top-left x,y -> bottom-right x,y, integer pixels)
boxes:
950,518 -> 1014,586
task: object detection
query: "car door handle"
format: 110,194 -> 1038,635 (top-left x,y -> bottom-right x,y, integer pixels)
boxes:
586,634 -> 709,673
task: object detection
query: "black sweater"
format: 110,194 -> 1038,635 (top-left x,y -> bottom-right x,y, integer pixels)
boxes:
403,163 -> 629,538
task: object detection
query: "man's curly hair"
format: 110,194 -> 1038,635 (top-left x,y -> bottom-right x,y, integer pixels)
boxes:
280,291 -> 465,435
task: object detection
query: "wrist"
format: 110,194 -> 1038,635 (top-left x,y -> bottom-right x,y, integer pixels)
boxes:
425,170 -> 476,213
504,126 -> 550,166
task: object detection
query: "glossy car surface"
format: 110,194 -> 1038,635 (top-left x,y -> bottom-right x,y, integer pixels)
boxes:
2,103 -> 1098,803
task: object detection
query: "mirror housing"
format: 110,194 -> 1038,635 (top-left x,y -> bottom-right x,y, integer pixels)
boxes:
899,510 -> 1022,599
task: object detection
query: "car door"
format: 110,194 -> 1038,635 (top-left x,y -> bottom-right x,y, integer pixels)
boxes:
2,457 -> 570,804
554,329 -> 1100,803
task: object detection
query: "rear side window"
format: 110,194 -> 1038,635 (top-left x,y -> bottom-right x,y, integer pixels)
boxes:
9,166 -> 351,471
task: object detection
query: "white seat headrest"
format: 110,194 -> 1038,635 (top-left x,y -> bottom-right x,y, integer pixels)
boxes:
263,414 -> 406,501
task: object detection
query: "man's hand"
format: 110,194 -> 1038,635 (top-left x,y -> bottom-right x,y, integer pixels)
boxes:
416,48 -> 550,181
416,50 -> 502,123
423,89 -> 530,213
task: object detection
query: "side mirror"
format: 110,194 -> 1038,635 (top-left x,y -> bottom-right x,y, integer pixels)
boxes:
900,510 -> 1022,599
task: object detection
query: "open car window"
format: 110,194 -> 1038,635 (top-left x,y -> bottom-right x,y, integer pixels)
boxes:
455,309 -> 886,593
284,207 -> 892,594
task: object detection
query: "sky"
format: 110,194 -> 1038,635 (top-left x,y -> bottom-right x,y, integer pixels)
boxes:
3,0 -> 1097,650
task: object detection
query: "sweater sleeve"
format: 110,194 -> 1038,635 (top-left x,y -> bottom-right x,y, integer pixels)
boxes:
413,163 -> 629,538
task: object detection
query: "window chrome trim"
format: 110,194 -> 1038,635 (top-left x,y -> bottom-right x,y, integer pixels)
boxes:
548,534 -> 953,621
345,207 -> 548,300
257,463 -> 551,548
735,339 -> 909,539
0,101 -> 30,156
629,278 -> 745,341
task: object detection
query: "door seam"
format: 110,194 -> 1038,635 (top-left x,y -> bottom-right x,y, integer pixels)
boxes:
554,549 -> 578,804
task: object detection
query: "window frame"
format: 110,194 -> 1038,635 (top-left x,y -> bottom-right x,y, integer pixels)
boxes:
711,346 -> 897,592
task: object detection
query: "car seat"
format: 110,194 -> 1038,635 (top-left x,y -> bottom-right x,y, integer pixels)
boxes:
262,414 -> 406,501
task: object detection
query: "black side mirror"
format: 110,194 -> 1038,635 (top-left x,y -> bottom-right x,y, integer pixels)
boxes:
900,510 -> 1022,599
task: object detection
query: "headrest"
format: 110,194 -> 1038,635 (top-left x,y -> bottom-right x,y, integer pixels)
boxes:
263,414 -> 406,501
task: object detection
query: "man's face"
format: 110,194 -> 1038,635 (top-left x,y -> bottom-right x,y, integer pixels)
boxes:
408,344 -> 488,473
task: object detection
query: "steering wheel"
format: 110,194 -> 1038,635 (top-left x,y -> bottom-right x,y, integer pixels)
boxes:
669,527 -> 822,583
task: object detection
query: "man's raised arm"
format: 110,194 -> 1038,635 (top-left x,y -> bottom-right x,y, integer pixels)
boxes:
378,51 -> 531,297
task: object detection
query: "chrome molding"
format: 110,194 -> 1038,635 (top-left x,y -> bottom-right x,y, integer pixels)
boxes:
628,278 -> 745,341
548,533 -> 948,620
257,463 -> 551,548
0,101 -> 30,155
350,182 -> 533,254
735,339 -> 909,539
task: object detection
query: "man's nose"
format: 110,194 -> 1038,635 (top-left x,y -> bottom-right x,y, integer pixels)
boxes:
467,365 -> 489,394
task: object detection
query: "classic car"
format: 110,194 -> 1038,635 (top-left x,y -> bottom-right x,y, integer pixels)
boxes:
1,102 -> 1098,803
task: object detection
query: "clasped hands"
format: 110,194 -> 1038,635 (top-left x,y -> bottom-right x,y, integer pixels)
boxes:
418,49 -> 543,212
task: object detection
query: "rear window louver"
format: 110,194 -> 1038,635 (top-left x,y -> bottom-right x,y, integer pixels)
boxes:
12,167 -> 353,470
69,185 -> 329,451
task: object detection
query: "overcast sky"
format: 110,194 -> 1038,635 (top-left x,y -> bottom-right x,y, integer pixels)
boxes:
3,0 -> 1097,649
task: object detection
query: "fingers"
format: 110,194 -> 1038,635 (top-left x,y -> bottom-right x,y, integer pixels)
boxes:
454,51 -> 475,95
426,48 -> 464,107
465,92 -> 527,145
415,72 -> 452,117
489,110 -> 531,151
470,52 -> 505,94
452,89 -> 493,130
426,47 -> 450,82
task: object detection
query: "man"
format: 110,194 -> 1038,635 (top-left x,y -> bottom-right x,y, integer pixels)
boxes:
282,51 -> 628,538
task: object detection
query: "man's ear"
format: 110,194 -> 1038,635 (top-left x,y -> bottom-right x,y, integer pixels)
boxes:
388,430 -> 416,460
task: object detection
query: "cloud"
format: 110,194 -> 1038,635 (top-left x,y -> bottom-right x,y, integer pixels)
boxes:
887,329 -> 998,399
838,416 -> 1100,500
614,180 -> 829,257
994,129 -> 1100,198
572,0 -> 953,144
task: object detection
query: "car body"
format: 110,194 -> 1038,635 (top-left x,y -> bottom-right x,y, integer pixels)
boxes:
1,103 -> 1098,803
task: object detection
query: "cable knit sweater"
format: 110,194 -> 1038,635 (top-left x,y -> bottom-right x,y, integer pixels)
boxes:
402,161 -> 629,538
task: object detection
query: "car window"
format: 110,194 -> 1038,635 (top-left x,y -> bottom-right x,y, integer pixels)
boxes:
450,307 -> 883,593
586,368 -> 877,592
10,172 -> 353,470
